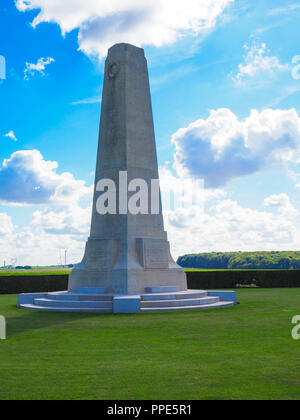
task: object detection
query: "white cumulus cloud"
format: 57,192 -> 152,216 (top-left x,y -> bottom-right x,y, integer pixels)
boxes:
172,108 -> 300,188
15,0 -> 234,59
0,220 -> 89,267
24,57 -> 55,79
0,149 -> 92,206
233,43 -> 289,85
3,131 -> 17,141
0,213 -> 14,237
0,150 -> 94,265
264,193 -> 299,219
165,197 -> 299,259
158,168 -> 300,258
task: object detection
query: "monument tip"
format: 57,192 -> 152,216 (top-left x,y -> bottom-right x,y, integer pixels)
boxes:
108,43 -> 144,55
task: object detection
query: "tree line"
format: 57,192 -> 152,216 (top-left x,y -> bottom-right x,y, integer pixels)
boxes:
177,251 -> 300,270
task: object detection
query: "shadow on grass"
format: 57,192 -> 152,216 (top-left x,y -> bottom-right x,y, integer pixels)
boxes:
6,305 -> 106,338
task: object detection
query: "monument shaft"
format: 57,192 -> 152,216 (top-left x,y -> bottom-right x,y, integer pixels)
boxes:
69,43 -> 187,294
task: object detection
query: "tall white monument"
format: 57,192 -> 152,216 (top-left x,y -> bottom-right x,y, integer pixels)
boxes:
69,43 -> 187,295
18,44 -> 236,313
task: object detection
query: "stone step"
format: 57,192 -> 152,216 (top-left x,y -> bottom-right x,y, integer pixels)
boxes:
141,291 -> 207,301
145,286 -> 180,293
47,292 -> 113,301
47,292 -> 80,301
19,299 -> 235,313
76,288 -> 107,294
141,296 -> 219,308
34,298 -> 113,309
19,304 -> 113,313
141,301 -> 235,312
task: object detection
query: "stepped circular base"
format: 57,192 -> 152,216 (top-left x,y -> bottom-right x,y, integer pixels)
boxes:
18,288 -> 237,313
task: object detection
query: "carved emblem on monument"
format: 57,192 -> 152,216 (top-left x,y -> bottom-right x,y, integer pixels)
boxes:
108,61 -> 120,79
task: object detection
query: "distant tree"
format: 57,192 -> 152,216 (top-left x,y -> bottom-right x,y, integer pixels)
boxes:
177,251 -> 300,270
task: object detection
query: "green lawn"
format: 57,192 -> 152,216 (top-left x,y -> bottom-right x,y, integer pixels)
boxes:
0,289 -> 299,400
0,270 -> 72,276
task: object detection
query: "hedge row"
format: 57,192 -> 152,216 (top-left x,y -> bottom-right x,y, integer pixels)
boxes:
187,270 -> 300,289
0,271 -> 300,294
0,275 -> 68,295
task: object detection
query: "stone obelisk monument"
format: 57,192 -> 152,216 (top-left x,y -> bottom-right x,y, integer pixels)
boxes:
68,43 -> 187,295
18,44 -> 236,313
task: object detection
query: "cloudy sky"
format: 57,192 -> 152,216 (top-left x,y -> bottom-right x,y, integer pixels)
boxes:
1,0 -> 300,265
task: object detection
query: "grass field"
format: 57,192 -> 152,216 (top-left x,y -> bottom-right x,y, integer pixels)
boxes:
0,269 -> 72,276
0,289 -> 299,400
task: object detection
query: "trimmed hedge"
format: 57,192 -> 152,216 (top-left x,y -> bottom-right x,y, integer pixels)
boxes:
187,270 -> 300,289
1,270 -> 300,294
0,275 -> 68,295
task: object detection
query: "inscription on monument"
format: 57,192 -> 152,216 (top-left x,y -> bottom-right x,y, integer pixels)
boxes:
87,251 -> 111,270
137,238 -> 169,269
86,239 -> 119,271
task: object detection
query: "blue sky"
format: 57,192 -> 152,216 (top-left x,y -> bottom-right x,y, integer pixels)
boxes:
0,0 -> 300,265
